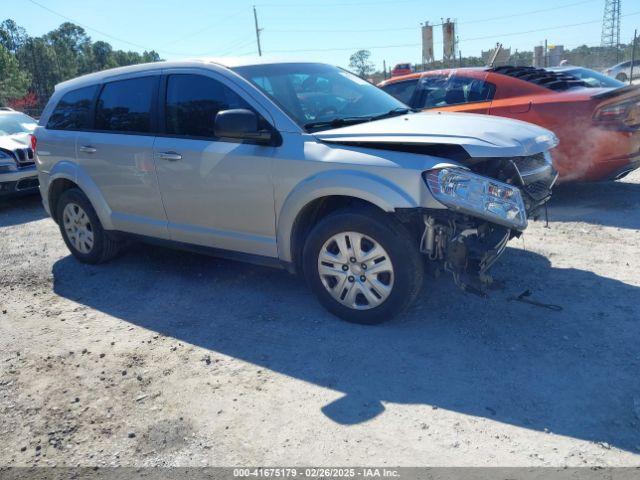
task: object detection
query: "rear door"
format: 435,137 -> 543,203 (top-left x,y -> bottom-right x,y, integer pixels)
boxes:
76,74 -> 168,239
412,73 -> 495,113
153,69 -> 277,257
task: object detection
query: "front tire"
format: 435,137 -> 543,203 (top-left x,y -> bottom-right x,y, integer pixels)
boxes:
303,207 -> 424,324
56,188 -> 121,264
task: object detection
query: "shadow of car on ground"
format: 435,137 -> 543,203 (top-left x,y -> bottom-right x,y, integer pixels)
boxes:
51,239 -> 640,452
0,193 -> 46,227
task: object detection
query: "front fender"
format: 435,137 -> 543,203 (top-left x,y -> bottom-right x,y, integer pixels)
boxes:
276,170 -> 418,263
47,161 -> 113,229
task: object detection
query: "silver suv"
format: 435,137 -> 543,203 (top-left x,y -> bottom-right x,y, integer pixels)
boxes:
35,59 -> 558,324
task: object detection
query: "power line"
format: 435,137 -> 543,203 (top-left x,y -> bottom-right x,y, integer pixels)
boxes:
26,0 -> 158,52
257,0 -> 425,7
157,10 -> 245,48
264,11 -> 640,54
25,0 -> 252,58
267,0 -> 600,33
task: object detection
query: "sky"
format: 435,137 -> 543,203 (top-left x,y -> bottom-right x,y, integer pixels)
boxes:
3,0 -> 639,70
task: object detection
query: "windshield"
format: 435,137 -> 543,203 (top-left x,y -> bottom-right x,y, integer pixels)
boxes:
0,112 -> 37,136
562,68 -> 624,88
233,63 -> 407,131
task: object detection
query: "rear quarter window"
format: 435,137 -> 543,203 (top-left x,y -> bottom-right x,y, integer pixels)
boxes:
46,85 -> 98,130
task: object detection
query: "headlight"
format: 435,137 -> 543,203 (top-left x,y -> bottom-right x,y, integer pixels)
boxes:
424,168 -> 528,230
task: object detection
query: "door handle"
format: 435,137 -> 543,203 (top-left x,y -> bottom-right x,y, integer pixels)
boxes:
158,151 -> 182,161
79,145 -> 97,154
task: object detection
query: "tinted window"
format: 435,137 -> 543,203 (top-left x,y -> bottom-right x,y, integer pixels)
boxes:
46,86 -> 97,130
381,79 -> 418,105
95,77 -> 156,133
414,75 -> 495,109
165,74 -> 251,138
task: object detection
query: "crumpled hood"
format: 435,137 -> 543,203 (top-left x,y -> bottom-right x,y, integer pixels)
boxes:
0,134 -> 30,151
314,111 -> 558,158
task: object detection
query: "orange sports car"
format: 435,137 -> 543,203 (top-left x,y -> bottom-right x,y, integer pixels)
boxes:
379,66 -> 640,182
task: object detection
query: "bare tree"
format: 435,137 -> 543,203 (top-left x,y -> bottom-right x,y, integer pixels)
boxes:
349,50 -> 375,78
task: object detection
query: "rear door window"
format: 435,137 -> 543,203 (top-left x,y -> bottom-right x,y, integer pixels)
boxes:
381,79 -> 418,106
415,74 -> 495,109
164,74 -> 251,138
46,85 -> 98,130
95,77 -> 157,134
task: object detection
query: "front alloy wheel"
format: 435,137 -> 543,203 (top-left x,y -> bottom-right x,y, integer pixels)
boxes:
318,231 -> 394,310
303,207 -> 424,324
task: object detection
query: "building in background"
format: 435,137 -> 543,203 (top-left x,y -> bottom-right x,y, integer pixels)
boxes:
442,19 -> 456,66
533,45 -> 545,67
481,45 -> 511,66
548,45 -> 565,67
421,23 -> 434,67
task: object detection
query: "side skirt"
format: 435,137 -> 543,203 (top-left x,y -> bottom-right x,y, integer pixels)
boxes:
109,230 -> 294,272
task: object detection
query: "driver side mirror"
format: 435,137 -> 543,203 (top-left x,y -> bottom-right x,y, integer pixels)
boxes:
214,109 -> 273,144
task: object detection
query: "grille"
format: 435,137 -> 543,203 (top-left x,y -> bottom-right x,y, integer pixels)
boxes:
524,180 -> 553,201
15,148 -> 35,168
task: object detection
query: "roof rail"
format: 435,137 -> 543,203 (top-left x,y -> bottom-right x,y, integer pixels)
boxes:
489,65 -> 588,91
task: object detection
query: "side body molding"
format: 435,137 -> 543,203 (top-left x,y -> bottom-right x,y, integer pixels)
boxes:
47,161 -> 114,229
276,170 -> 418,263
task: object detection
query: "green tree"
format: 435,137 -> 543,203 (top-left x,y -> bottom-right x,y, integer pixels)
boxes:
349,50 -> 375,78
0,19 -> 27,53
0,44 -> 30,106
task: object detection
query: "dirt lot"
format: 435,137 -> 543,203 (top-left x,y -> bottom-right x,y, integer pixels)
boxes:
1,171 -> 640,467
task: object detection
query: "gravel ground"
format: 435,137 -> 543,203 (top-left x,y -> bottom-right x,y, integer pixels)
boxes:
1,172 -> 639,467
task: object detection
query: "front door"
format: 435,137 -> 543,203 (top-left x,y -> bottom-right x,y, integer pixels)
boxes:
154,71 -> 277,257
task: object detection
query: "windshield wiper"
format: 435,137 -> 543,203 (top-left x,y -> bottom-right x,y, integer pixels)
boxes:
370,107 -> 414,121
304,116 -> 373,130
304,108 -> 414,131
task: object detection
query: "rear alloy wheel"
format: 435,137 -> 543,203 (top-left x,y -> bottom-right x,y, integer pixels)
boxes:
56,188 -> 121,264
62,203 -> 94,254
303,207 -> 424,324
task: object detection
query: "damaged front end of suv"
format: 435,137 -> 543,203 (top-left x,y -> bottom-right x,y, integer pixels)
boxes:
419,150 -> 557,294
315,112 -> 558,296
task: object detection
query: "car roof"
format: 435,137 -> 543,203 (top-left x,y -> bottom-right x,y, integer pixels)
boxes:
54,57 -> 319,92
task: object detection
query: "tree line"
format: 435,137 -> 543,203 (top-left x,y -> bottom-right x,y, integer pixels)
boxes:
0,19 -> 160,113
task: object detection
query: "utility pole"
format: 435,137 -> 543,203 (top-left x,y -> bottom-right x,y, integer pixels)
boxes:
253,5 -> 263,56
544,39 -> 548,68
631,29 -> 638,85
382,60 -> 387,79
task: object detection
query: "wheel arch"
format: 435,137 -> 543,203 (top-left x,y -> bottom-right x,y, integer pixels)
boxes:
47,161 -> 113,228
276,170 -> 419,268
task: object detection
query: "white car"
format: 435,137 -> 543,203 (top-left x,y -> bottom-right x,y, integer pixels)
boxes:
0,108 -> 39,198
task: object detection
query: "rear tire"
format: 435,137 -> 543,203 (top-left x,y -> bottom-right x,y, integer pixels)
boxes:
616,73 -> 628,82
303,207 -> 424,324
56,188 -> 121,264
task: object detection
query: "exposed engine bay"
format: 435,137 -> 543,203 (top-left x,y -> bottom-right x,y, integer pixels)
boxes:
418,152 -> 558,295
